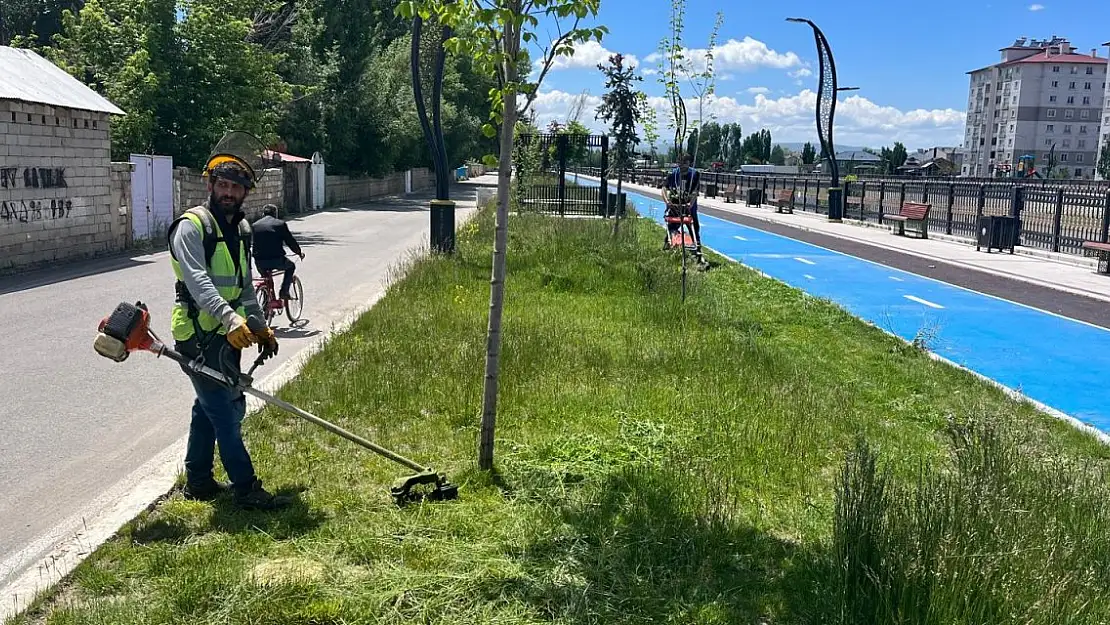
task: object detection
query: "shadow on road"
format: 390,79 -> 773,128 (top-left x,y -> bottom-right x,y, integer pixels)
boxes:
0,253 -> 162,296
273,324 -> 321,340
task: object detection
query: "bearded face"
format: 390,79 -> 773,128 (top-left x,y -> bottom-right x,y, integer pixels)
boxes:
208,176 -> 247,216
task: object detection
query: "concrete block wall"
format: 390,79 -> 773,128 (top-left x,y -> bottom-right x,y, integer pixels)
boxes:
173,167 -> 283,221
0,99 -> 121,273
324,167 -> 434,207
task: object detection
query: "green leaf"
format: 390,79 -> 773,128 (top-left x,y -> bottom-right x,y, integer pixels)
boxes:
482,153 -> 500,167
481,123 -> 498,138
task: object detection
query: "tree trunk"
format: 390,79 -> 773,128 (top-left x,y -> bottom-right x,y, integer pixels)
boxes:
478,21 -> 520,472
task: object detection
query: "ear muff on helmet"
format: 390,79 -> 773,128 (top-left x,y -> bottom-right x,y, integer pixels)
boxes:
204,155 -> 257,190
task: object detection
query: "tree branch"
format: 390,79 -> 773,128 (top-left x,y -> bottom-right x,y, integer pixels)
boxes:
518,15 -> 580,117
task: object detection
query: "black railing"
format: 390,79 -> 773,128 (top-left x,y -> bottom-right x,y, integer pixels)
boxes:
514,134 -> 609,217
577,166 -> 1110,257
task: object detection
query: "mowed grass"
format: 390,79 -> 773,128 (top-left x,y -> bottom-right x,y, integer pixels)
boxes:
14,204 -> 1110,624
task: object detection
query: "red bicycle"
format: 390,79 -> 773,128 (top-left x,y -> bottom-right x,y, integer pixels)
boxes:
253,255 -> 305,327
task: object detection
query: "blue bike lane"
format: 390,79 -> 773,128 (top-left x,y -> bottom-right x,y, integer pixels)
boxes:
574,176 -> 1110,432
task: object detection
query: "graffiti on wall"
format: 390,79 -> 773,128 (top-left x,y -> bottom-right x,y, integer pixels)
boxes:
0,166 -> 74,224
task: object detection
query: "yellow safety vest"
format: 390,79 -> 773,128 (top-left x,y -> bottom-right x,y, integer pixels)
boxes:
168,205 -> 252,342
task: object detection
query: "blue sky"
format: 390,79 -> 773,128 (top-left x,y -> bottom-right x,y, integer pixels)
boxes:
524,0 -> 1110,151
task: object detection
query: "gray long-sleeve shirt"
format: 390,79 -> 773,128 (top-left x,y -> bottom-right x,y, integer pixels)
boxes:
170,210 -> 263,332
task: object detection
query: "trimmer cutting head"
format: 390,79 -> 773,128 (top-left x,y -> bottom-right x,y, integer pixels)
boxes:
390,470 -> 459,506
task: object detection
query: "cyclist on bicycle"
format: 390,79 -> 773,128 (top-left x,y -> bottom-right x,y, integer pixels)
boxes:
251,204 -> 304,299
661,153 -> 701,250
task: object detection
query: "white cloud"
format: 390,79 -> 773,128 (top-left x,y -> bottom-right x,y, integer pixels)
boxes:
642,68 -> 659,76
1029,3 -> 1045,10
789,68 -> 813,79
638,37 -> 803,77
746,87 -> 771,95
543,40 -> 639,71
529,88 -> 966,148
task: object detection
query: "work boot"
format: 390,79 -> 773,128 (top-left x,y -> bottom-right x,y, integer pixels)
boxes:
184,479 -> 229,501
233,479 -> 294,511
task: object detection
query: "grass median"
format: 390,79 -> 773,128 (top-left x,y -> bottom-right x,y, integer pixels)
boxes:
13,203 -> 1110,624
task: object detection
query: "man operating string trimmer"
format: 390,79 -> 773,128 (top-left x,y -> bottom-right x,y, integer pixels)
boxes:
167,133 -> 290,510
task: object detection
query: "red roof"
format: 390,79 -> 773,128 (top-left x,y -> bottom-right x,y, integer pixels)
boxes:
262,149 -> 312,163
1010,52 -> 1107,65
967,52 -> 1106,74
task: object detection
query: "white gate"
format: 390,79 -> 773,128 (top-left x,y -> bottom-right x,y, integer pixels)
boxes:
311,151 -> 326,210
130,154 -> 174,241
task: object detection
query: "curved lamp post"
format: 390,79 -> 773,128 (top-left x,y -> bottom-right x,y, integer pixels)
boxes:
786,18 -> 856,222
412,13 -> 455,252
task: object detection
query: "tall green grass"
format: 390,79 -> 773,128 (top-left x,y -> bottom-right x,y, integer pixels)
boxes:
822,416 -> 1110,623
11,206 -> 1110,625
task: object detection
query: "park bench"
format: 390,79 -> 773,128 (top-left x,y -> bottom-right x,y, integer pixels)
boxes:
1081,241 -> 1110,275
722,183 -> 739,203
770,189 -> 794,214
886,202 -> 931,239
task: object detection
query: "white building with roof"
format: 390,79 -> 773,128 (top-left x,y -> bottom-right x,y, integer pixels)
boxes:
0,45 -> 131,272
961,36 -> 1107,179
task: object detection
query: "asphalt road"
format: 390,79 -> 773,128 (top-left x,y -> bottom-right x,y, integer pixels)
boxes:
0,184 -> 480,591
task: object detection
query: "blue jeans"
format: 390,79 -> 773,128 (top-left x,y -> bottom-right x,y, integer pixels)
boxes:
178,334 -> 258,493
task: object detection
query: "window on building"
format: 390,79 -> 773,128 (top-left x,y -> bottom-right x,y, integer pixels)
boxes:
1066,110 -> 1075,119
1047,108 -> 1057,118
1067,96 -> 1075,104
1078,154 -> 1085,163
1083,96 -> 1091,105
1081,125 -> 1088,133
1050,95 -> 1057,102
1047,124 -> 1054,132
1012,96 -> 1017,104
1008,138 -> 1013,146
1063,139 -> 1072,148
1011,110 -> 1016,118
1088,67 -> 1095,75
1076,168 -> 1083,177
1085,82 -> 1093,90
1045,139 -> 1053,146
1070,81 -> 1077,89
1060,153 -> 1069,162
1053,66 -> 1061,73
996,96 -> 1002,104
1071,66 -> 1078,74
1064,124 -> 1072,133
1079,139 -> 1087,148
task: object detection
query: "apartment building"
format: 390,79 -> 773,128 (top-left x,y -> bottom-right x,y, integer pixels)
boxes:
961,36 -> 1107,179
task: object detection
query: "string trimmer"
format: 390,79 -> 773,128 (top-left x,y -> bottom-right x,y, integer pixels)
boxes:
92,301 -> 458,506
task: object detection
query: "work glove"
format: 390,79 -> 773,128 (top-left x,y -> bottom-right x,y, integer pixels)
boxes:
227,318 -> 258,350
253,325 -> 279,359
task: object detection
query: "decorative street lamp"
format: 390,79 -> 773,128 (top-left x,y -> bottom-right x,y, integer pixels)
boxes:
786,18 -> 856,222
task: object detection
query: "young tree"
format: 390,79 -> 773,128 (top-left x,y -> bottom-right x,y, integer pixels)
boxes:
596,52 -> 642,231
657,0 -> 687,159
399,0 -> 606,471
801,141 -> 817,165
638,92 -> 660,162
1098,143 -> 1110,181
684,10 -> 723,169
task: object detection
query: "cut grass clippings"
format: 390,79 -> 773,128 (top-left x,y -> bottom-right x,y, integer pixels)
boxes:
12,204 -> 1110,624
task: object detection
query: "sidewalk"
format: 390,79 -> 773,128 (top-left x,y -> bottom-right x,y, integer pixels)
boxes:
604,176 -> 1110,305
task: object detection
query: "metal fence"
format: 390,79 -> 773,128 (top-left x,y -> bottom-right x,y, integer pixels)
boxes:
580,166 -> 1110,257
515,134 -> 610,216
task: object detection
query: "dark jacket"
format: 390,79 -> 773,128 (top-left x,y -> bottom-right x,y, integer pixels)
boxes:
251,215 -> 302,261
